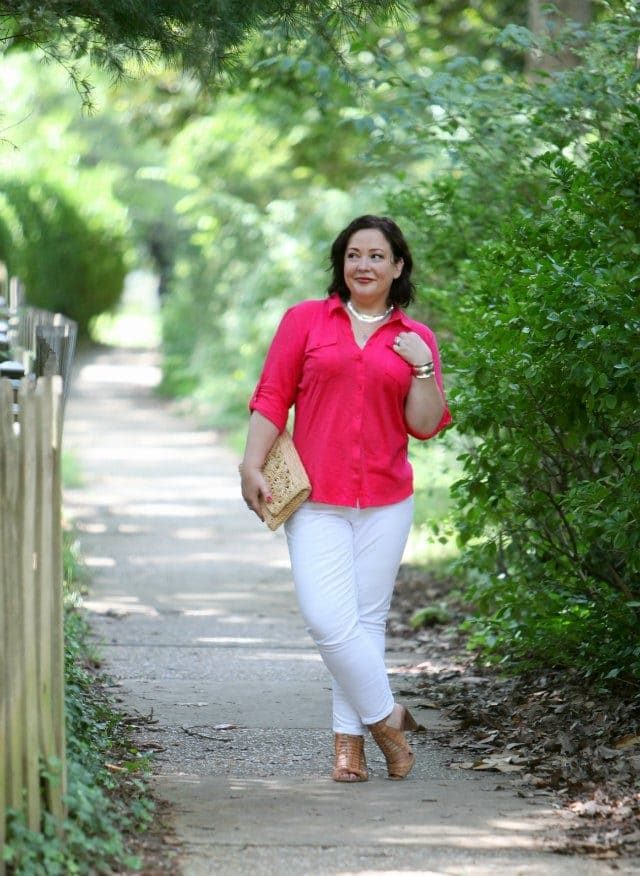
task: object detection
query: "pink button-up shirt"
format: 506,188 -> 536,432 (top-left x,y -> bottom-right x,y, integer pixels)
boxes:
250,295 -> 451,508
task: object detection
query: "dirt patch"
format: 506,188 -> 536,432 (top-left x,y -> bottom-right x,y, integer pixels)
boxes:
389,564 -> 640,861
125,796 -> 182,875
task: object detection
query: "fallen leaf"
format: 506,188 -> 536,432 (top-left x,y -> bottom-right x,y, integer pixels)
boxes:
454,753 -> 526,773
475,761 -> 525,773
614,734 -> 640,750
557,731 -> 576,754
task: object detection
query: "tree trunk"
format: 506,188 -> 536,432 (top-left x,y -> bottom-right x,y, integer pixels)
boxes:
527,0 -> 592,73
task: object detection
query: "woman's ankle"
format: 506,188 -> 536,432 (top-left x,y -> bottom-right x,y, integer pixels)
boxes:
384,703 -> 403,729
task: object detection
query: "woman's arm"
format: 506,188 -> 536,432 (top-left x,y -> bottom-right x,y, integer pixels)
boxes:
240,411 -> 280,521
404,372 -> 446,436
392,330 -> 447,437
243,304 -> 310,520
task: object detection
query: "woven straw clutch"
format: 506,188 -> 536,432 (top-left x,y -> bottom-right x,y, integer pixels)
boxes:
259,431 -> 311,530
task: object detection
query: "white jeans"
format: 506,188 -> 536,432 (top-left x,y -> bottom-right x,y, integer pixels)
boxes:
284,497 -> 413,735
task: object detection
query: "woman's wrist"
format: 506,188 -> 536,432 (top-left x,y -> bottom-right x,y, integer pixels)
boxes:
239,459 -> 264,475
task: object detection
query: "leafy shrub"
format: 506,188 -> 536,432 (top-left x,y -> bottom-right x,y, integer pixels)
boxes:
389,10 -> 640,683
0,179 -> 126,333
453,113 -> 640,681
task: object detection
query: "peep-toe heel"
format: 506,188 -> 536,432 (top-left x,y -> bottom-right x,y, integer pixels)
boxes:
332,733 -> 369,783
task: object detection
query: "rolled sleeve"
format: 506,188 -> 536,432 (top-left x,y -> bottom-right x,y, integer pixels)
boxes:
249,305 -> 308,431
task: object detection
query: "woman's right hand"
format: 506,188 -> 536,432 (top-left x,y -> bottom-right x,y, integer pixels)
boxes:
240,464 -> 272,521
240,411 -> 280,521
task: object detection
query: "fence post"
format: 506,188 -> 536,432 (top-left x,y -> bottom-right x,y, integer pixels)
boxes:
36,377 -> 66,817
1,379 -> 25,849
0,380 -> 13,875
17,381 -> 41,832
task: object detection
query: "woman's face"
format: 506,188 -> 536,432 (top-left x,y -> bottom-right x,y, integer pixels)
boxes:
343,228 -> 403,309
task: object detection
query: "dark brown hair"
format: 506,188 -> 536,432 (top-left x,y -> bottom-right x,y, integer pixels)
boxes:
327,215 -> 415,308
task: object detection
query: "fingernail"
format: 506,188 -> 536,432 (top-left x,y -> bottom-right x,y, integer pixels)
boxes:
266,496 -> 273,503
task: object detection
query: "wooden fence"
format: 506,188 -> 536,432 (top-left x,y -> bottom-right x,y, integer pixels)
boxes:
1,378 -> 66,861
0,272 -> 76,872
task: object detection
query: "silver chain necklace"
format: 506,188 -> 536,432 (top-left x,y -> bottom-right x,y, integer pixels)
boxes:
346,299 -> 393,323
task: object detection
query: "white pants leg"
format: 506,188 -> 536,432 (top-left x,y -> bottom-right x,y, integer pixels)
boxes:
284,497 -> 413,734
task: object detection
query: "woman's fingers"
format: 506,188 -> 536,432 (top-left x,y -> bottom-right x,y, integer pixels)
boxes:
240,468 -> 272,520
392,331 -> 432,366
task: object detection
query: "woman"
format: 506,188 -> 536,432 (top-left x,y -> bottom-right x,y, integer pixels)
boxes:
240,215 -> 451,782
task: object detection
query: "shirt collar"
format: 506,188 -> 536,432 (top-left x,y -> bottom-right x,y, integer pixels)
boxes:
388,308 -> 413,328
328,294 -> 345,314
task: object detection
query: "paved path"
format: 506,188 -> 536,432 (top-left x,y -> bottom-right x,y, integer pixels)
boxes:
63,346 -> 630,876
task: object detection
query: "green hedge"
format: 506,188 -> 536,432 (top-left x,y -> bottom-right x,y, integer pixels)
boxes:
0,179 -> 126,333
452,112 -> 640,681
390,10 -> 640,683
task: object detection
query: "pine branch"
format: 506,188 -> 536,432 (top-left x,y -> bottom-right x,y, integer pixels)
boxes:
0,0 -> 408,83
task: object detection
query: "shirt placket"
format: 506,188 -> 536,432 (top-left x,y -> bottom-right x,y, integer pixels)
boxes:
351,345 -> 366,507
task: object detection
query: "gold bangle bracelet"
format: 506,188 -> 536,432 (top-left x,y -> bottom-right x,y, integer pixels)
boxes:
412,362 -> 435,377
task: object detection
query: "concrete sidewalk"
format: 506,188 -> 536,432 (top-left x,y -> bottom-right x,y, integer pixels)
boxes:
63,346 -> 630,876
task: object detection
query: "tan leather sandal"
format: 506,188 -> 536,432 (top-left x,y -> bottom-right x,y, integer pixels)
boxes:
332,733 -> 369,783
368,704 -> 418,780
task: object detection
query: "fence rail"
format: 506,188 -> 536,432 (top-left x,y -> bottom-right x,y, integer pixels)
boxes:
0,267 -> 76,872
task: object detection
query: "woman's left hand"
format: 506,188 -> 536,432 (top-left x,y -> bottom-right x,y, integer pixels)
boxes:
392,332 -> 433,368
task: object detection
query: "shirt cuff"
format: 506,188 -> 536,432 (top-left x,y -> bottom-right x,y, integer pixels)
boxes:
249,395 -> 288,433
